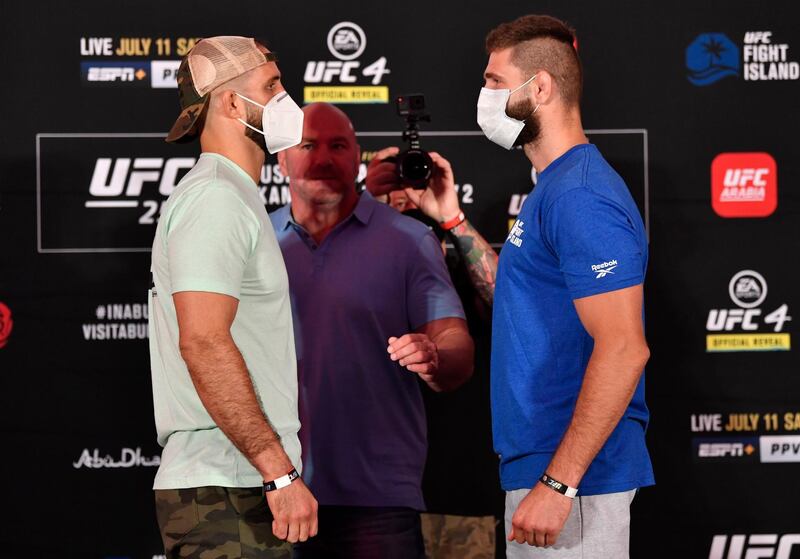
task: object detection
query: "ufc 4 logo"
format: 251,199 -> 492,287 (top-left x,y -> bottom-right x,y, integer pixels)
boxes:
711,152 -> 777,218
709,534 -> 800,559
304,58 -> 390,85
706,305 -> 791,332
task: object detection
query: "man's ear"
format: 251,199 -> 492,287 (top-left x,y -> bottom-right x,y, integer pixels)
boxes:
532,71 -> 556,106
216,89 -> 246,120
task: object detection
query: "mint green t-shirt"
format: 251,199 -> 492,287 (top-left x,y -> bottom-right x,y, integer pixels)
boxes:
148,152 -> 301,489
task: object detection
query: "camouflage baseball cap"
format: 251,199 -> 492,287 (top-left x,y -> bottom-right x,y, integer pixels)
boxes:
166,36 -> 278,143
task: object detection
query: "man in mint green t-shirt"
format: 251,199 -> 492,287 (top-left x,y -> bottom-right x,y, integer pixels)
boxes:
149,36 -> 316,556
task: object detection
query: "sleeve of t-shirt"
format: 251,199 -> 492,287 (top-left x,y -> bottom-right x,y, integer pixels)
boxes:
543,187 -> 644,300
165,185 -> 260,299
406,231 -> 466,330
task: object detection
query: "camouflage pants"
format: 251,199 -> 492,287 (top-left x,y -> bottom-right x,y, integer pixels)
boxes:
421,513 -> 497,559
154,487 -> 292,559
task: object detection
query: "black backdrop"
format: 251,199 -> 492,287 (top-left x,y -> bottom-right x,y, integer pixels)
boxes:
1,1 -> 799,557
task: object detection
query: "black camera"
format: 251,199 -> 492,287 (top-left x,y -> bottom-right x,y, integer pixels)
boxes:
394,94 -> 433,188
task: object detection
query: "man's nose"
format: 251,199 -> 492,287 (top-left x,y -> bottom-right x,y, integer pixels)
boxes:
310,146 -> 334,166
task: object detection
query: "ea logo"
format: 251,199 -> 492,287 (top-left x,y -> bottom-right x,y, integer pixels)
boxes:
729,270 -> 767,309
327,21 -> 366,61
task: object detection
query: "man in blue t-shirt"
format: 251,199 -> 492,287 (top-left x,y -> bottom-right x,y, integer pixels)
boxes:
478,15 -> 655,558
270,102 -> 474,559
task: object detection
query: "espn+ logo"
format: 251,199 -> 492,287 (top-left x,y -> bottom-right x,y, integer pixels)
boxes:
710,534 -> 800,559
697,442 -> 752,458
711,152 -> 777,218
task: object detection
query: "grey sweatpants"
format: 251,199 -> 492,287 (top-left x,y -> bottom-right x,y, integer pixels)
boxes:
504,488 -> 636,559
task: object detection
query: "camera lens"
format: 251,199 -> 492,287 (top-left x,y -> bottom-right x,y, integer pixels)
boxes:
398,149 -> 433,188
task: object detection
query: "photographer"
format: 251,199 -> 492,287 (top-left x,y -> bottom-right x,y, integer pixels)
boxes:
270,102 -> 474,559
367,149 -> 503,559
366,147 -> 498,307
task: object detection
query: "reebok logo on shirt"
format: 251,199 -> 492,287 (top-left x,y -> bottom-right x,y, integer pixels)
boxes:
591,259 -> 618,278
507,219 -> 525,247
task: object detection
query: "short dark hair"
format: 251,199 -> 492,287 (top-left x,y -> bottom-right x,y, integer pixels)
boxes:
485,15 -> 582,106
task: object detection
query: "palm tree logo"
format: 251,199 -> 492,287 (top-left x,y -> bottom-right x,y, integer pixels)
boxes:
702,36 -> 727,66
686,33 -> 739,86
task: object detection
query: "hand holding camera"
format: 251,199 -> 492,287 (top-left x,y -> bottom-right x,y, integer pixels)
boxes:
403,151 -> 461,224
365,93 -> 434,196
366,147 -> 461,223
365,93 -> 462,223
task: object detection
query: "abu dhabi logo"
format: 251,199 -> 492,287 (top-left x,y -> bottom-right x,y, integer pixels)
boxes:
686,33 -> 739,86
73,447 -> 161,469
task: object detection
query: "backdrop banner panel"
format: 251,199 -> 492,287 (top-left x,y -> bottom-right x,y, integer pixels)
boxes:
0,2 -> 798,557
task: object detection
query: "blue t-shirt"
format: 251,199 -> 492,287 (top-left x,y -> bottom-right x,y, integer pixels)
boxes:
491,144 -> 655,496
270,192 -> 465,510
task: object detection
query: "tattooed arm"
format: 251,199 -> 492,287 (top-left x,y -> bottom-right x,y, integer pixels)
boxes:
365,147 -> 499,306
399,151 -> 499,307
447,219 -> 498,307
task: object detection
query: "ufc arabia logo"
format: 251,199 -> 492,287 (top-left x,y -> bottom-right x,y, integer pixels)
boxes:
711,153 -> 777,218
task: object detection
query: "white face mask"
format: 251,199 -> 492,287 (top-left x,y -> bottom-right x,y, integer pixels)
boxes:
236,91 -> 304,154
477,74 -> 539,150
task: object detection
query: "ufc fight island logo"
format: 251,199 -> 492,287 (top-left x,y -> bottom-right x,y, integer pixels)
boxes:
507,219 -> 525,247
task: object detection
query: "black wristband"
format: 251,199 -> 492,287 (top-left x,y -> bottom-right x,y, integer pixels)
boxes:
539,473 -> 578,498
263,468 -> 300,492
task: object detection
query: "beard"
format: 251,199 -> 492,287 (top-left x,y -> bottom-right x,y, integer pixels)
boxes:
244,103 -> 268,154
507,96 -> 542,147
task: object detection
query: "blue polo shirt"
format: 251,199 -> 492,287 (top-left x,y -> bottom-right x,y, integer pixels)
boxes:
491,144 -> 655,496
270,192 -> 465,510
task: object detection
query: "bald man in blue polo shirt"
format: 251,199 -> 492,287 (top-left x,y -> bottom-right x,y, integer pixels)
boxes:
270,103 -> 474,559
